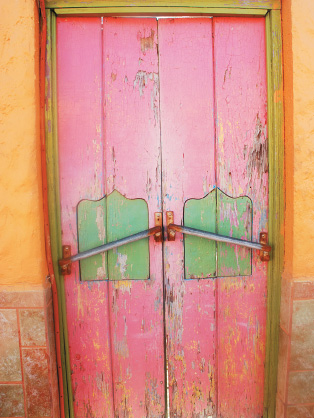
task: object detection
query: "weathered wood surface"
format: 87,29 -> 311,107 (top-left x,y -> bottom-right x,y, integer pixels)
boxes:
102,17 -> 165,417
57,17 -> 114,417
78,196 -> 108,281
214,17 -> 268,417
57,16 -> 268,418
58,17 -> 165,417
184,190 -> 217,279
217,189 -> 252,277
159,18 -> 217,417
107,191 -> 150,280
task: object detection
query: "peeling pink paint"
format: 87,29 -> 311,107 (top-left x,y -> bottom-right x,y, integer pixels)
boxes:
57,16 -> 267,418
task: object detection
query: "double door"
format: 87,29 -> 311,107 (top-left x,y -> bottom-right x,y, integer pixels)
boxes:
57,16 -> 268,418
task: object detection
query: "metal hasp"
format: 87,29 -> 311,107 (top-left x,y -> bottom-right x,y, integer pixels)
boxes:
154,212 -> 163,242
259,232 -> 271,262
59,221 -> 162,276
166,211 -> 175,241
167,215 -> 271,262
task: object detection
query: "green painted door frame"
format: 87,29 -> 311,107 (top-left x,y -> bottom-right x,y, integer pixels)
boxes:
45,1 -> 284,417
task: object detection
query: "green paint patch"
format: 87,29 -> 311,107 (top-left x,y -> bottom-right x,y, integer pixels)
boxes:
77,190 -> 149,281
183,188 -> 252,279
217,189 -> 252,277
184,190 -> 216,279
107,190 -> 149,281
77,198 -> 108,281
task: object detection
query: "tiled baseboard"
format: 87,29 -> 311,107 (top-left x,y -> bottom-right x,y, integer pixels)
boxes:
0,286 -> 60,418
277,276 -> 314,417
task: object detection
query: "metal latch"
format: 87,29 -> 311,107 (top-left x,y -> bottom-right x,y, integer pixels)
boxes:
166,211 -> 271,262
59,212 -> 163,276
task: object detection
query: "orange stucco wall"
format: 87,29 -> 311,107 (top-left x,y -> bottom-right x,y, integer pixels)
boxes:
282,0 -> 314,279
0,1 -> 47,288
290,0 -> 314,277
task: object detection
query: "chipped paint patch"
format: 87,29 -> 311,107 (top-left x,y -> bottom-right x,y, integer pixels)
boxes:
137,29 -> 155,54
95,205 -> 106,242
116,252 -> 128,278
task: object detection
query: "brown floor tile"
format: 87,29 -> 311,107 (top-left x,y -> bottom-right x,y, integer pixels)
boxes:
288,371 -> 314,404
22,349 -> 51,417
20,309 -> 46,347
287,405 -> 314,418
294,278 -> 314,300
0,384 -> 25,417
291,299 -> 314,370
0,290 -> 45,308
0,310 -> 21,381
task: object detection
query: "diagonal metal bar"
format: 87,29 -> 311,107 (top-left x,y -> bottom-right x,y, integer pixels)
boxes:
168,224 -> 266,251
59,226 -> 161,267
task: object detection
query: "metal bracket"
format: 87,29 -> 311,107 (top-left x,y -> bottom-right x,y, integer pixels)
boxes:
154,212 -> 163,242
259,232 -> 271,262
60,245 -> 71,276
166,211 -> 175,241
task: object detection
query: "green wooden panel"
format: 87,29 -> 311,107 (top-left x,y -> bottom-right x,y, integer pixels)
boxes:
184,189 -> 216,279
184,188 -> 252,279
217,189 -> 252,276
107,191 -> 149,280
77,191 -> 149,281
77,197 -> 108,281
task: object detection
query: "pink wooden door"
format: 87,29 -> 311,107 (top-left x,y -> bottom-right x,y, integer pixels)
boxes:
57,16 -> 267,418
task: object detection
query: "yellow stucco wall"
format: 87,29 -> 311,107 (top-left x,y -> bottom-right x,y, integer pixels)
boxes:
290,0 -> 314,278
0,1 -> 47,287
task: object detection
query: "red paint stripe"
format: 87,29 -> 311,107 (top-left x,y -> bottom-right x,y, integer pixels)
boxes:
38,2 -> 65,418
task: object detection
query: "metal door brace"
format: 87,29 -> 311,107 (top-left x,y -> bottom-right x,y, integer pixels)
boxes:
59,213 -> 163,275
166,211 -> 271,262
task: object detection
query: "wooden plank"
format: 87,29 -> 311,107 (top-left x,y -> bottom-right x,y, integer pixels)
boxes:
46,0 -> 281,10
214,17 -> 268,417
184,190 -> 217,279
263,9 -> 284,418
217,189 -> 252,277
54,7 -> 268,15
57,17 -> 115,418
102,18 -> 165,417
159,18 -> 216,416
